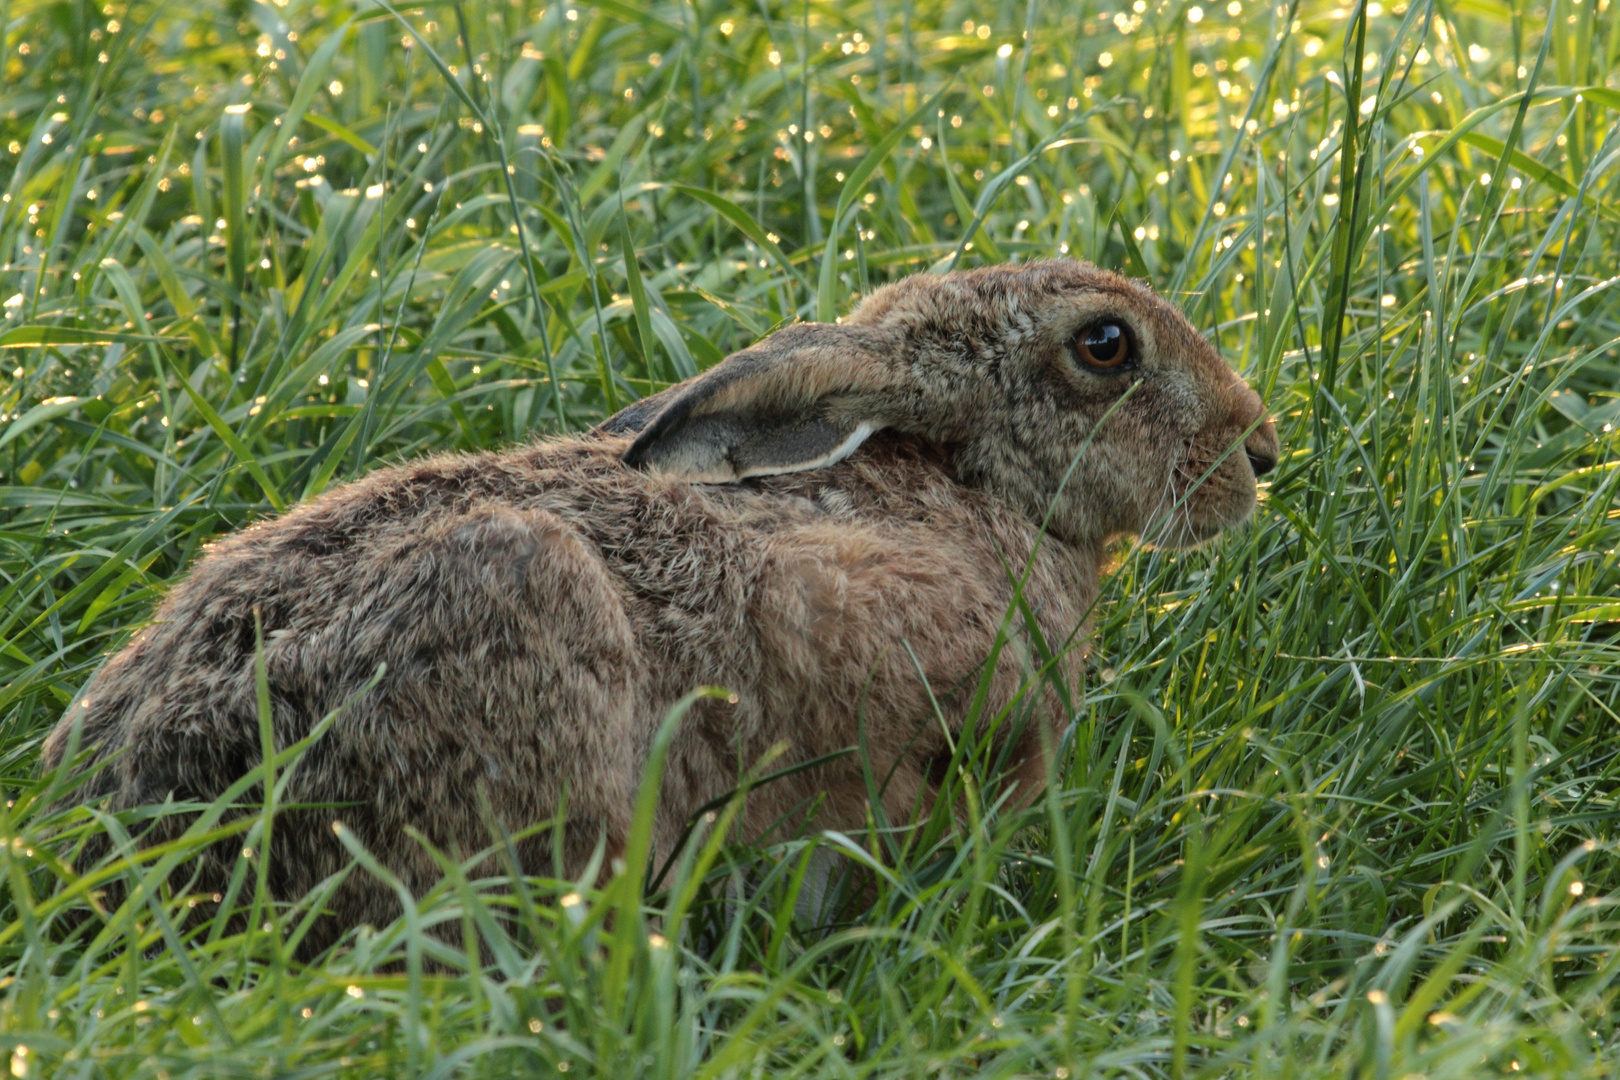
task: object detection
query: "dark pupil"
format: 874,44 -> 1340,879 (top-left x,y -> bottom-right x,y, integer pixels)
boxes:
1085,323 -> 1123,361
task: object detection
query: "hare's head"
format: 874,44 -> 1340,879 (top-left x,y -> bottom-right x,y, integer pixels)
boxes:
605,260 -> 1278,551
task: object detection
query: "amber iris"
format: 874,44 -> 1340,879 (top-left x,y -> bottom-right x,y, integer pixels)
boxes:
1073,320 -> 1130,370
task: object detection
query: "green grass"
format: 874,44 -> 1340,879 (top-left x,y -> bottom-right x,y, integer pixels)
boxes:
2,0 -> 1619,1074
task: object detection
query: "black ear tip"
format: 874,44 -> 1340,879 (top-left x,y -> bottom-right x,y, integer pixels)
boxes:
1246,449 -> 1276,477
620,386 -> 707,472
622,432 -> 653,469
596,411 -> 641,437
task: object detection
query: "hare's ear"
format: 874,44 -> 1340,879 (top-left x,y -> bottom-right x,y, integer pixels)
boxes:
622,323 -> 911,483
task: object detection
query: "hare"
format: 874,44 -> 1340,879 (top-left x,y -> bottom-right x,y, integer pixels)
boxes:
42,259 -> 1278,950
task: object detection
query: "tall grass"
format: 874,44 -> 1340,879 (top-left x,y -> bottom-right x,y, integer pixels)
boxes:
1,0 -> 1618,1075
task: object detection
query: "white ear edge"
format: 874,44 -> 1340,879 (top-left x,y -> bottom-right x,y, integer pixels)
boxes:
734,422 -> 876,480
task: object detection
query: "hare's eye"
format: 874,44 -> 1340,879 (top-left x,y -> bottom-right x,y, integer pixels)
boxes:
1072,320 -> 1132,371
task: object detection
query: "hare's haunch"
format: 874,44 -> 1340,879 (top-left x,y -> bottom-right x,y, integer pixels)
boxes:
44,260 -> 1278,948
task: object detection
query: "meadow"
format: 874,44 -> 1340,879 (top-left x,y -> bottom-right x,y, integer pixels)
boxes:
1,0 -> 1618,1075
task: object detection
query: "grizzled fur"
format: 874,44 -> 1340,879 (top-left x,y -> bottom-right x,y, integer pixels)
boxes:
43,260 -> 1278,952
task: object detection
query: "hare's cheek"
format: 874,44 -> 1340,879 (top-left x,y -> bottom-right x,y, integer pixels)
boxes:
1151,371 -> 1211,436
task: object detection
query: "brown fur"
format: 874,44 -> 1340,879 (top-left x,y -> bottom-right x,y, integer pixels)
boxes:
41,260 -> 1277,950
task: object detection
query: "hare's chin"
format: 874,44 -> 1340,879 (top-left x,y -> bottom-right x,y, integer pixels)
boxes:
1146,492 -> 1258,550
1142,519 -> 1224,551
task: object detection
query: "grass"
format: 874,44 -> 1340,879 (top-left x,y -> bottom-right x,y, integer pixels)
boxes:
1,0 -> 1618,1074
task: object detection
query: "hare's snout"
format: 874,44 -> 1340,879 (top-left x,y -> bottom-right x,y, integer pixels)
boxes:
1157,376 -> 1278,548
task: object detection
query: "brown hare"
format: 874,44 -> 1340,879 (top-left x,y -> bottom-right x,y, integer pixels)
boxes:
42,259 -> 1278,949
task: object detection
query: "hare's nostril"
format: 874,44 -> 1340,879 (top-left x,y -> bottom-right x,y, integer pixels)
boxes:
1246,449 -> 1276,477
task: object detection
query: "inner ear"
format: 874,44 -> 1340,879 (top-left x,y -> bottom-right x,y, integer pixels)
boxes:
625,407 -> 876,483
732,417 -> 875,479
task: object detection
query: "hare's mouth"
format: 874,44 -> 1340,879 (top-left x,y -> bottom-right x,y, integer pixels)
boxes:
1145,441 -> 1258,549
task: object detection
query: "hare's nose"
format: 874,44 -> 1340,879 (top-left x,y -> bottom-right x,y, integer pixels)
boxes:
1227,380 -> 1279,477
1243,419 -> 1280,477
